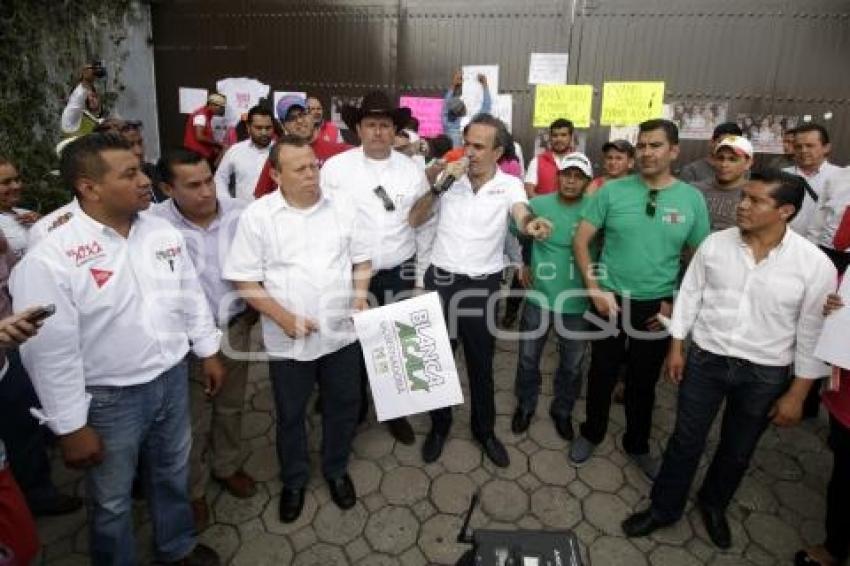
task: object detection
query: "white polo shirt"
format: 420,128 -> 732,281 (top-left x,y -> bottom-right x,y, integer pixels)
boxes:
10,210 -> 221,435
0,208 -> 34,259
28,198 -> 81,248
806,167 -> 850,250
214,139 -> 272,202
223,190 -> 370,361
430,169 -> 528,276
784,161 -> 842,237
321,147 -> 431,272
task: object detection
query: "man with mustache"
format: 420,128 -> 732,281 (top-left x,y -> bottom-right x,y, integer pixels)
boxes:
214,105 -> 275,202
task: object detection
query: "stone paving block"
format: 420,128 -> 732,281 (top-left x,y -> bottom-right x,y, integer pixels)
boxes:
349,457 -> 382,496
494,390 -> 514,415
744,512 -> 803,561
528,418 -> 566,449
431,472 -> 476,514
352,426 -> 395,460
250,385 -> 275,411
623,460 -> 653,492
36,509 -> 86,546
617,484 -> 644,508
43,534 -> 73,563
411,498 -> 437,522
237,516 -> 266,541
650,516 -> 693,546
773,480 -> 826,521
567,479 -> 592,499
688,508 -> 748,555
685,538 -> 716,563
487,445 -> 528,479
381,466 -> 430,505
365,505 -> 419,554
357,553 -> 400,566
344,536 -> 371,563
418,514 -> 466,565
574,520 -> 600,548
198,523 -> 239,563
517,515 -> 543,530
213,486 -> 269,525
481,479 -> 529,522
517,472 -> 542,492
243,444 -> 279,482
745,543 -> 777,566
423,461 -> 445,478
378,452 -> 400,472
292,542 -> 348,566
775,425 -> 825,455
364,491 -> 387,512
583,492 -> 632,536
517,437 -> 540,455
468,466 -> 491,487
290,526 -> 318,552
530,485 -> 582,528
399,545 -> 429,566
800,518 -> 826,546
589,535 -> 649,566
650,545 -> 702,566
753,448 -> 803,481
494,415 -> 523,445
440,438 -> 482,473
241,410 -> 273,439
735,476 -> 779,513
313,500 -> 368,545
231,532 -> 293,565
529,449 -> 574,486
393,439 -> 423,466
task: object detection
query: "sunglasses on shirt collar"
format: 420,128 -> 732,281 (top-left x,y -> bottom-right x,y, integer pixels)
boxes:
374,186 -> 395,211
646,189 -> 659,217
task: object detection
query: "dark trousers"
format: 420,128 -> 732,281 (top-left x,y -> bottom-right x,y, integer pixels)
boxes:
825,415 -> 850,561
361,257 -> 416,420
269,343 -> 361,488
650,345 -> 790,522
425,266 -> 501,440
580,296 -> 670,454
0,350 -> 58,507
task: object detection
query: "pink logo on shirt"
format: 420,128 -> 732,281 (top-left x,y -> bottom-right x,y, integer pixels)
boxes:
66,241 -> 105,266
90,268 -> 113,288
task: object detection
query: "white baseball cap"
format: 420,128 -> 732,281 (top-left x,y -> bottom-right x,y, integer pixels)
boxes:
558,152 -> 593,178
715,135 -> 754,159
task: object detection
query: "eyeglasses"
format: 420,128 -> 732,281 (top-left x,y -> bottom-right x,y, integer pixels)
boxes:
646,189 -> 659,217
374,186 -> 395,211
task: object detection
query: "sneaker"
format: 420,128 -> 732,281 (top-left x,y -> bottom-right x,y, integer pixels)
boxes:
568,435 -> 596,465
628,452 -> 660,481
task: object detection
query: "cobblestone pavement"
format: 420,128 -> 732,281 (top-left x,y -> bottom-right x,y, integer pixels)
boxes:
37,336 -> 831,565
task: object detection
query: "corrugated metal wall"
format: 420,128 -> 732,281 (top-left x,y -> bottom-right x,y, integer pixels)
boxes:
151,0 -> 850,165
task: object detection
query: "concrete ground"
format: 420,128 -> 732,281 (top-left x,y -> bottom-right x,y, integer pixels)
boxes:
36,336 -> 832,565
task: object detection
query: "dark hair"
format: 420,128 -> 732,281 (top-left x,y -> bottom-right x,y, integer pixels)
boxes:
269,135 -> 311,171
639,119 -> 679,145
156,148 -> 207,186
427,135 -> 452,159
749,168 -> 806,221
0,156 -> 13,168
462,113 -> 509,151
711,121 -> 743,140
60,133 -> 132,194
406,116 -> 420,132
247,105 -> 274,123
793,123 -> 830,145
783,127 -> 797,136
549,118 -> 574,135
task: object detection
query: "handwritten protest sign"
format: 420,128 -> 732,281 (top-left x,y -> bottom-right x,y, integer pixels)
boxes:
399,96 -> 443,137
528,52 -> 569,85
600,82 -> 665,125
353,292 -> 463,422
533,84 -> 593,128
178,88 -> 208,114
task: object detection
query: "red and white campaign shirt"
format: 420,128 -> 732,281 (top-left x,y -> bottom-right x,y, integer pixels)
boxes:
10,209 -> 221,435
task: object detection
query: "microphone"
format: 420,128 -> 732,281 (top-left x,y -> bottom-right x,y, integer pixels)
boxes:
432,157 -> 468,195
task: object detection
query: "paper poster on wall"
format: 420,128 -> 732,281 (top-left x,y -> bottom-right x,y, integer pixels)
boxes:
492,94 -> 513,132
528,52 -> 569,85
215,77 -> 271,127
353,292 -> 464,422
178,87 -> 208,114
533,84 -> 593,128
663,100 -> 729,140
736,113 -> 799,154
814,275 -> 850,371
273,91 -> 307,118
460,65 -> 499,128
399,96 -> 443,137
608,125 -> 640,145
600,82 -> 665,125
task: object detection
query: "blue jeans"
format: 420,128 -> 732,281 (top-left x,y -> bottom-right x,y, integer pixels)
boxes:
85,361 -> 195,565
514,302 -> 587,419
650,344 -> 790,523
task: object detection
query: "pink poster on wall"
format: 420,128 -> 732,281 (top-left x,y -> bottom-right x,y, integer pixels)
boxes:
399,96 -> 443,137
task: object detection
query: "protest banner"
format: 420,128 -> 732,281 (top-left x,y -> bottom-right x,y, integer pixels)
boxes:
460,64 -> 499,129
528,52 -> 569,85
533,84 -> 593,128
399,96 -> 443,137
353,292 -> 464,422
600,81 -> 665,125
178,87 -> 208,114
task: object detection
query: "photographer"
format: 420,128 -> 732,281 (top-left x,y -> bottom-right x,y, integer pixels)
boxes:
60,61 -> 106,137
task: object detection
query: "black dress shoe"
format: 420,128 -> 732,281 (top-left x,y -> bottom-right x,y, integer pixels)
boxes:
279,487 -> 305,523
480,435 -> 510,468
28,492 -> 83,517
511,408 -> 533,434
621,509 -> 673,537
328,474 -> 356,510
422,430 -> 447,463
551,415 -> 574,441
698,502 -> 731,549
387,417 -> 415,445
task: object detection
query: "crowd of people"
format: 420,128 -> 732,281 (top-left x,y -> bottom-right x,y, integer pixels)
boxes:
0,64 -> 848,566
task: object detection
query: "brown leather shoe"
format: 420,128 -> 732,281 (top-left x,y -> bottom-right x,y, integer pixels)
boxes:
191,498 -> 210,532
214,469 -> 257,498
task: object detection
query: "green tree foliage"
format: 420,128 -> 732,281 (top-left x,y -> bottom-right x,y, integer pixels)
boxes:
0,0 -> 132,213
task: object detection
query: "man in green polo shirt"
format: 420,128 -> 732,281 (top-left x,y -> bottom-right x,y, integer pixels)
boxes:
570,119 -> 710,478
511,152 -> 595,440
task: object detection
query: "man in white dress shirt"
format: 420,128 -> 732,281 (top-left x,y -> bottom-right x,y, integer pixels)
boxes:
784,123 -> 842,237
214,105 -> 274,202
10,134 -> 225,565
321,90 -> 430,445
153,149 -> 257,531
409,114 -> 552,467
622,168 -> 836,549
224,135 -> 371,523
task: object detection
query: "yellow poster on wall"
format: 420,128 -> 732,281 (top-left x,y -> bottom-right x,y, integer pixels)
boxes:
600,82 -> 665,125
532,84 -> 593,128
